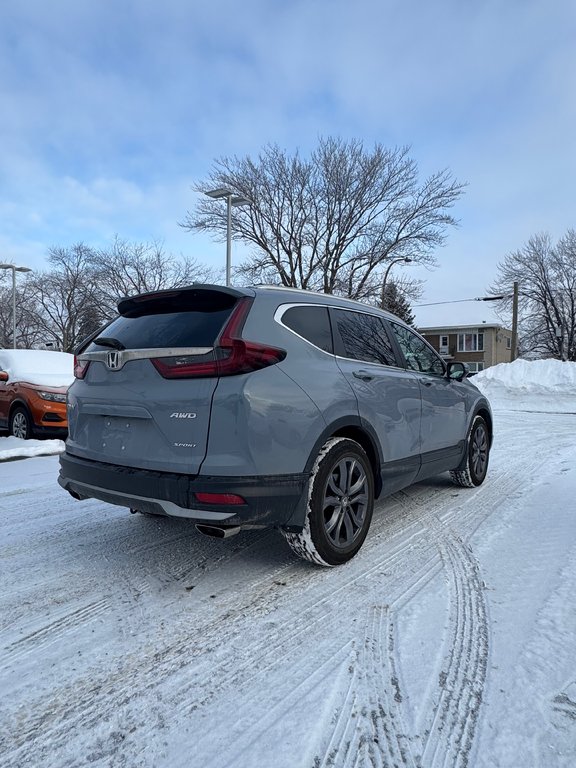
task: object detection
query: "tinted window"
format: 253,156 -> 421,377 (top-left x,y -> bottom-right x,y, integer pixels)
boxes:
86,307 -> 234,351
282,306 -> 333,353
333,310 -> 397,366
390,322 -> 445,376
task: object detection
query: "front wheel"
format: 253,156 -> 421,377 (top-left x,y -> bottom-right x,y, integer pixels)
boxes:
284,438 -> 375,566
450,415 -> 490,487
10,407 -> 33,440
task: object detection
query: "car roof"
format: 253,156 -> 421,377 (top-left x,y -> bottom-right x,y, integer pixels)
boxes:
250,284 -> 403,323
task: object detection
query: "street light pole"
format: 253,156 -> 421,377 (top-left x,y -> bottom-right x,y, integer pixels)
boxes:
380,257 -> 412,307
0,263 -> 33,348
205,188 -> 250,286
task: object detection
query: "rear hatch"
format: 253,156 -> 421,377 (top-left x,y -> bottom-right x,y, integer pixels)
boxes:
66,285 -> 255,474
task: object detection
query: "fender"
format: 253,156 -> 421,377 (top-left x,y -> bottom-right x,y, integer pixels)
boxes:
453,401 -> 493,472
283,416 -> 384,531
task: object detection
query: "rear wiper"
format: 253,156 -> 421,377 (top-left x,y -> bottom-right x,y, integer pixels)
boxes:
94,336 -> 126,350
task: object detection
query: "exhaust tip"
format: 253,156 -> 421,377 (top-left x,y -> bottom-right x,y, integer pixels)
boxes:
196,524 -> 242,539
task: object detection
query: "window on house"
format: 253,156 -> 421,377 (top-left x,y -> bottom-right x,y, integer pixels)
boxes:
457,332 -> 484,352
506,337 -> 511,349
466,362 -> 485,373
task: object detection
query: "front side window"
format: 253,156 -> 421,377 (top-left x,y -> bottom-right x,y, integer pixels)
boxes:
457,332 -> 484,352
390,322 -> 445,376
333,309 -> 397,366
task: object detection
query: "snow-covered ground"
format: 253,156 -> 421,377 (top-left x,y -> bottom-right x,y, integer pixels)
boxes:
1,361 -> 575,767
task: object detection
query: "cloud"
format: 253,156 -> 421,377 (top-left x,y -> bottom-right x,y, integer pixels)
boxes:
0,0 -> 574,300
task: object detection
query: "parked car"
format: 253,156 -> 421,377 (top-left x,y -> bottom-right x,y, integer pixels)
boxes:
0,350 -> 74,439
58,284 -> 493,566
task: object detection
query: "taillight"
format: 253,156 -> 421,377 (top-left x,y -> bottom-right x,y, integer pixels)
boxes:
74,357 -> 90,379
151,298 -> 286,379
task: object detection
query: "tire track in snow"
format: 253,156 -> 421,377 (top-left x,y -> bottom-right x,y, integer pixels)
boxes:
1,516 -> 436,763
2,415 -> 571,768
311,465 -> 522,767
3,598 -> 112,665
418,526 -> 489,768
315,606 -> 418,768
3,476 -> 456,766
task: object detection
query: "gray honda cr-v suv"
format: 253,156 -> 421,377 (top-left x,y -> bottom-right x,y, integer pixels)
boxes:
59,284 -> 492,566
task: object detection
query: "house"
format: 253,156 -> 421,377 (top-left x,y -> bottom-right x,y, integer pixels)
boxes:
419,323 -> 513,372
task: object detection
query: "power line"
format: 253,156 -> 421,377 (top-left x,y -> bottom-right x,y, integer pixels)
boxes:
415,295 -> 506,307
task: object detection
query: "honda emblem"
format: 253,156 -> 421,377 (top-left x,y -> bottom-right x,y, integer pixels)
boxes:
107,351 -> 122,370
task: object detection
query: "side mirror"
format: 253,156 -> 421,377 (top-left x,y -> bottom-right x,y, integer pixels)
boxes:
0,370 -> 8,383
447,361 -> 469,382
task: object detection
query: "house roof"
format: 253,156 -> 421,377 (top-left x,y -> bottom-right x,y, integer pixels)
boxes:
419,323 -> 509,332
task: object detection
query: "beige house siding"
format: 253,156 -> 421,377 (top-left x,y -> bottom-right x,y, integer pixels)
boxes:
420,324 -> 512,370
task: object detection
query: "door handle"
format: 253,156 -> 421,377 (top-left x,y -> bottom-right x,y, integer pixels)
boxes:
353,370 -> 374,382
419,378 -> 434,387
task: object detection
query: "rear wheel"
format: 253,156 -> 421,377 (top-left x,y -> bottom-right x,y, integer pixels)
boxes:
284,438 -> 375,566
450,415 -> 490,487
10,407 -> 33,440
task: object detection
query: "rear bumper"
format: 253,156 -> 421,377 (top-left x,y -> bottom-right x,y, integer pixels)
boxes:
58,451 -> 309,529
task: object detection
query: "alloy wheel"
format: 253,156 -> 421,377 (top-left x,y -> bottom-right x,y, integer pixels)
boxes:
471,422 -> 488,479
322,457 -> 369,549
12,411 -> 29,440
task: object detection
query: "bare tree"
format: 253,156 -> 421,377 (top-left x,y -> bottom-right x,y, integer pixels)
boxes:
181,137 -> 464,300
28,244 -> 105,352
0,277 -> 44,348
491,231 -> 576,361
0,284 -> 14,348
92,236 -> 217,314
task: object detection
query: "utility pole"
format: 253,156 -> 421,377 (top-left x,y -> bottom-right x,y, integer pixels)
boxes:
510,281 -> 519,361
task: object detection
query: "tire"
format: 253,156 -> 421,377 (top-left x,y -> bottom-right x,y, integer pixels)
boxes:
450,415 -> 490,488
10,406 -> 33,440
284,437 -> 375,566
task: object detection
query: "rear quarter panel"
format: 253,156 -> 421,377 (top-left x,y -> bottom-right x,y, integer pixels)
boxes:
202,364 -> 326,476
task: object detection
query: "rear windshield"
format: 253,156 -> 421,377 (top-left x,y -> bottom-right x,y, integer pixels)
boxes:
86,296 -> 237,351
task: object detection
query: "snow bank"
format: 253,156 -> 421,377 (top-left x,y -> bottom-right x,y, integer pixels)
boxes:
0,349 -> 74,387
473,359 -> 576,412
0,436 -> 65,461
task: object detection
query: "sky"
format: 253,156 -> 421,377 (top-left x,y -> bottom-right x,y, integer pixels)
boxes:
1,0 -> 575,326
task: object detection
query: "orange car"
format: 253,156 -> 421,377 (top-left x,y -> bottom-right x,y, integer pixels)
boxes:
0,350 -> 74,439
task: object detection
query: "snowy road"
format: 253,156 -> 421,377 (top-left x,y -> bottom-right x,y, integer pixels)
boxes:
1,408 -> 575,768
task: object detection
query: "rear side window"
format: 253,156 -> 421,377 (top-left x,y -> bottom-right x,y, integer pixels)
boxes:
282,306 -> 333,353
333,309 -> 397,366
86,292 -> 238,351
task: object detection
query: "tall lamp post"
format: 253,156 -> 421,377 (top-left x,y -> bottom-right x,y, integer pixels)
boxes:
380,257 -> 412,307
0,263 -> 33,349
204,188 -> 250,287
